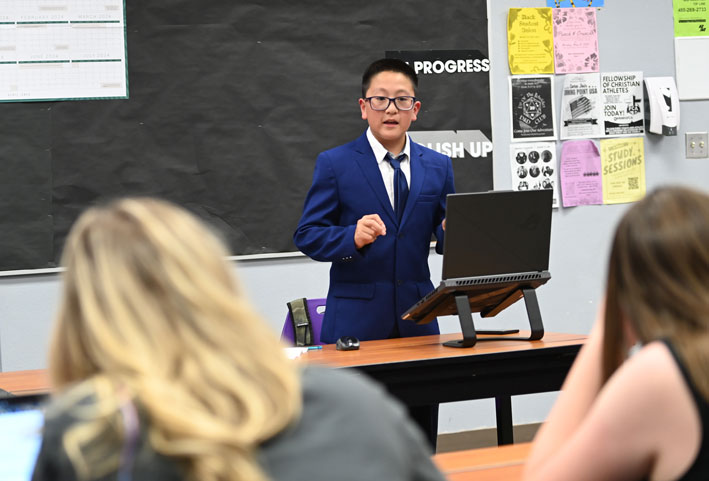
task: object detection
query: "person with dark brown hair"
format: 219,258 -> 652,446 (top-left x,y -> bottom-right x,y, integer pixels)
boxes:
524,185 -> 709,481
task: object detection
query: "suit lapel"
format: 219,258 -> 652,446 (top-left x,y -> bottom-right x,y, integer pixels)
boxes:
400,141 -> 425,229
353,132 -> 397,225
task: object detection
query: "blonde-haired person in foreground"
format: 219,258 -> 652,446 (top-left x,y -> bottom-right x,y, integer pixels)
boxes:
523,185 -> 709,481
31,198 -> 445,481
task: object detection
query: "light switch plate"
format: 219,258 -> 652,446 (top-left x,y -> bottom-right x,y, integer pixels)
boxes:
686,132 -> 709,158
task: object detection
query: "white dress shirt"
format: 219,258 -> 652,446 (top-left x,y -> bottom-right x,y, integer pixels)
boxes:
366,128 -> 411,211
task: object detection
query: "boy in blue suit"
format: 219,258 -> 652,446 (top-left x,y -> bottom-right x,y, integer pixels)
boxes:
294,58 -> 454,449
294,58 -> 455,343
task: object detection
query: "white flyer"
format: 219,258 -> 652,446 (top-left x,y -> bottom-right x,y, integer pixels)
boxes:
560,73 -> 604,140
510,141 -> 559,208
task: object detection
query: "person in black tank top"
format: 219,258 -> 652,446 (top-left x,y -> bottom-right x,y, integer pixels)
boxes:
648,339 -> 709,481
522,186 -> 709,481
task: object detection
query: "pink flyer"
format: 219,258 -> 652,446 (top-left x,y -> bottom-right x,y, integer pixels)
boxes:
553,8 -> 599,74
560,140 -> 603,207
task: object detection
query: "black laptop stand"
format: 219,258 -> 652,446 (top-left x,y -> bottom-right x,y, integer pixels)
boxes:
444,288 -> 545,348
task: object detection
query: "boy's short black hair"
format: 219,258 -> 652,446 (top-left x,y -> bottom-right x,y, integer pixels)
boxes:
361,58 -> 418,98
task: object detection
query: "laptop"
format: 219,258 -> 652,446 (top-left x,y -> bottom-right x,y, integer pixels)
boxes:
0,393 -> 47,481
402,189 -> 553,325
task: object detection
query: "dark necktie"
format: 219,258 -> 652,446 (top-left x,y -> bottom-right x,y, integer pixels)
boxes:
385,153 -> 409,223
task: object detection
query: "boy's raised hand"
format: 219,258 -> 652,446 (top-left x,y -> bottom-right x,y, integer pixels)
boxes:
354,214 -> 386,249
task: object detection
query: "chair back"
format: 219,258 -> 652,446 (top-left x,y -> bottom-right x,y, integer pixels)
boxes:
281,298 -> 326,346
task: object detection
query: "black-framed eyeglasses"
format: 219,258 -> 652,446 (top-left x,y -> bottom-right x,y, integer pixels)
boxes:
365,96 -> 417,111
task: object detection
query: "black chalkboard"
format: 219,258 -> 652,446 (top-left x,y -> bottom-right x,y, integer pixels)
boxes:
0,0 -> 491,271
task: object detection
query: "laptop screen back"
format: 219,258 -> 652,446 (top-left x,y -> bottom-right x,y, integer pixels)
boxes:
442,190 -> 552,280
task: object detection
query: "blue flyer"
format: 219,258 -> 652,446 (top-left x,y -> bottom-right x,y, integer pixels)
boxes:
547,0 -> 604,7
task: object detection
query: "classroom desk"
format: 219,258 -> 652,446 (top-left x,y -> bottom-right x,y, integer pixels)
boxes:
0,332 -> 585,445
306,331 -> 585,444
434,442 -> 531,481
0,369 -> 49,396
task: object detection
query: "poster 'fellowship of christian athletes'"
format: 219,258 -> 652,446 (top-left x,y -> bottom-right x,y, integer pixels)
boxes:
601,72 -> 645,137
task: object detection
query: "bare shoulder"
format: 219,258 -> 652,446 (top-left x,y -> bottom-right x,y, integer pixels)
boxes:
604,341 -> 701,480
619,341 -> 682,385
605,341 -> 690,405
522,340 -> 700,481
624,341 -> 674,369
584,340 -> 699,449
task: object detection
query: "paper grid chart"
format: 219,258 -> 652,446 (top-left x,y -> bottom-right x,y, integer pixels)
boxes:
0,0 -> 127,102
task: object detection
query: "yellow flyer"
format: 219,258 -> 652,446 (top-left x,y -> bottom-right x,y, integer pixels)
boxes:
508,8 -> 555,74
601,137 -> 646,204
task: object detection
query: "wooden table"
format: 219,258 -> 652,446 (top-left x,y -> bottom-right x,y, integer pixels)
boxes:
434,442 -> 531,481
0,369 -> 49,396
305,331 -> 585,444
0,332 -> 584,445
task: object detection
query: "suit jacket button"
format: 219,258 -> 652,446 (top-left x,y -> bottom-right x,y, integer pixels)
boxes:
397,279 -> 403,286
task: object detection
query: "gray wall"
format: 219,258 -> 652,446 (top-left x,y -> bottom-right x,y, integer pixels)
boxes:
1,0 -> 708,435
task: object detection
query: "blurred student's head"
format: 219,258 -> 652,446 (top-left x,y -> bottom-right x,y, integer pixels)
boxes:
603,186 -> 709,395
50,197 -> 300,481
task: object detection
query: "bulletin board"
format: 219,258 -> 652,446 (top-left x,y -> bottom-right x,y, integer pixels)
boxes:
0,0 -> 492,271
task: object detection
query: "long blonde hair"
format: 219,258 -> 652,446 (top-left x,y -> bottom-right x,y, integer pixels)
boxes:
49,197 -> 301,481
603,186 -> 709,400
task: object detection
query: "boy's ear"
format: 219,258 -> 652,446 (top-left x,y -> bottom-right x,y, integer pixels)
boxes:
411,100 -> 422,121
359,98 -> 368,120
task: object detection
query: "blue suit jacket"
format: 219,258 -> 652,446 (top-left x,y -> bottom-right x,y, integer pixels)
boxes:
294,132 -> 455,343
